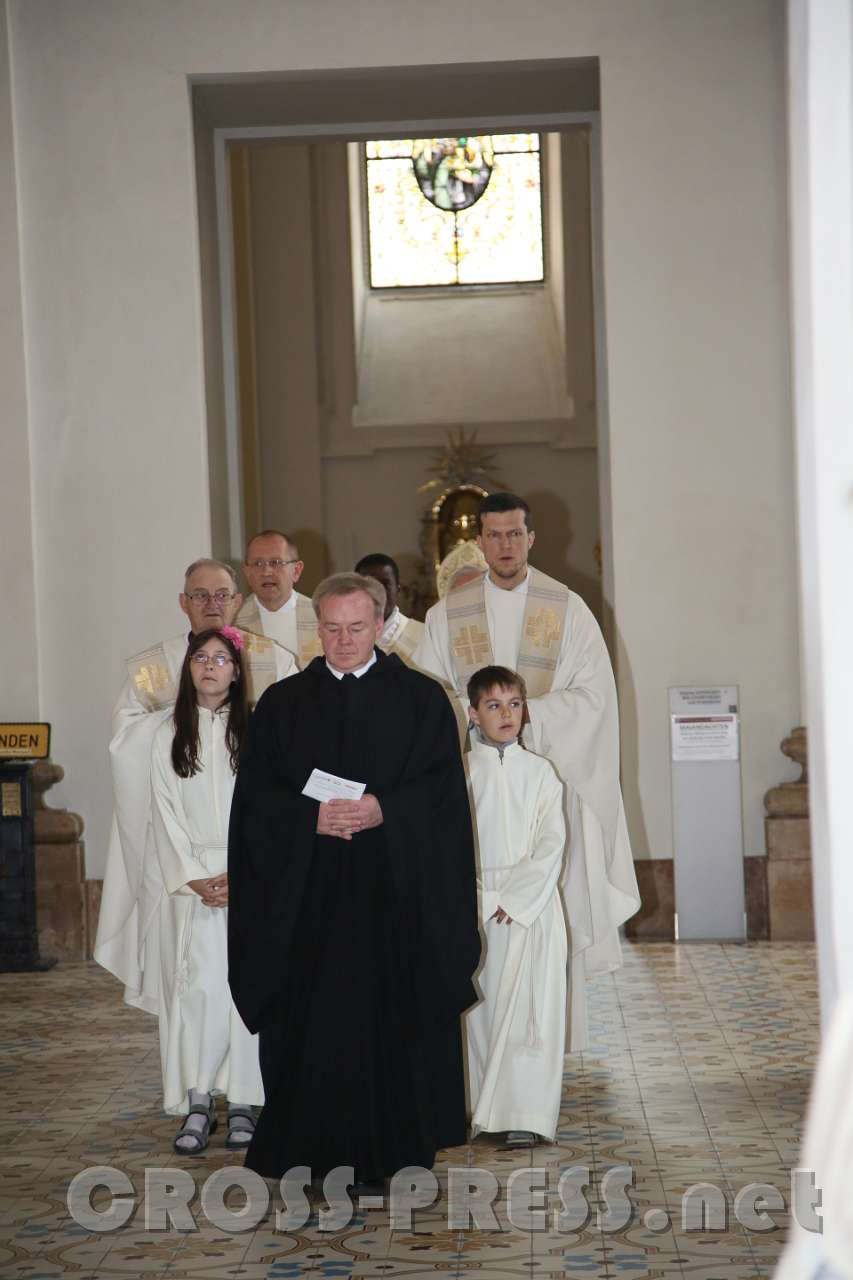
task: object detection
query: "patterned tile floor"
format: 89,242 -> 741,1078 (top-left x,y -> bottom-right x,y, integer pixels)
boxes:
0,942 -> 817,1279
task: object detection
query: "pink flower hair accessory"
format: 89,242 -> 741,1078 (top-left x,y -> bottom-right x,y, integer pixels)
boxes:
219,625 -> 244,651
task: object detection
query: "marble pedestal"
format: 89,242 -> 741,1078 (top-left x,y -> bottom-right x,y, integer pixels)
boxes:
764,726 -> 814,941
32,761 -> 93,960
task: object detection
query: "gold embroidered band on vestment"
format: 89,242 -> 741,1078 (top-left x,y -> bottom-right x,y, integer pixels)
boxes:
236,598 -> 262,636
296,598 -> 324,669
238,628 -> 278,704
238,594 -> 322,670
126,644 -> 177,712
446,567 -> 569,699
390,622 -> 420,663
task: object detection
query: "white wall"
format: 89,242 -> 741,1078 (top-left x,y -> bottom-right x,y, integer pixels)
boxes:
5,0 -> 798,876
0,3 -> 38,718
599,0 -> 798,859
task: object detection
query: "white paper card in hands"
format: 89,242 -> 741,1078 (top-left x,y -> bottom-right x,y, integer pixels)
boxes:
302,769 -> 367,803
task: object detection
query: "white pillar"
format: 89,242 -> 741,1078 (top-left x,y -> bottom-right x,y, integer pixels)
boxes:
788,0 -> 853,1023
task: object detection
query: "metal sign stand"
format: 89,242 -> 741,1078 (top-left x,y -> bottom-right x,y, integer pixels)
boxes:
669,686 -> 746,942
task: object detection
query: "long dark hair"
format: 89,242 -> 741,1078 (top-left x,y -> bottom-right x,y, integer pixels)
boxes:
171,628 -> 248,778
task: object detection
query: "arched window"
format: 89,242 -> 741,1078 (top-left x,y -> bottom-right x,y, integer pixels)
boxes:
365,133 -> 544,288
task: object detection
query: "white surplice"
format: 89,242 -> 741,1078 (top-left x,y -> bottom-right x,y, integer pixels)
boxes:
94,631 -> 295,1013
150,710 -> 262,1114
466,737 -> 567,1140
415,572 -> 640,1051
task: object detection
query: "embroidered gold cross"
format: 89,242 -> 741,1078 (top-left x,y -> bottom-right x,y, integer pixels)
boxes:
134,662 -> 171,697
525,607 -> 560,651
453,624 -> 491,667
132,661 -> 174,710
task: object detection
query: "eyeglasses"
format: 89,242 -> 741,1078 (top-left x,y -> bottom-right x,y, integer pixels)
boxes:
245,558 -> 300,570
190,652 -> 234,667
185,589 -> 235,604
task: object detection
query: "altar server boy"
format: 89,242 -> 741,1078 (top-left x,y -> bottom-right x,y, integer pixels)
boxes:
465,665 -> 568,1147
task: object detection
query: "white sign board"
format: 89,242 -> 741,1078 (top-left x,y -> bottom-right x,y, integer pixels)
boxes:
671,714 -> 739,762
669,686 -> 739,715
668,684 -> 745,940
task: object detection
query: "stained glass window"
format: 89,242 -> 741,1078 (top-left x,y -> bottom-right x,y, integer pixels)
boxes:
365,134 -> 544,288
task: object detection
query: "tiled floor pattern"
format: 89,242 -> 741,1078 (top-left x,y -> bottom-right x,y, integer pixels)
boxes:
0,942 -> 817,1278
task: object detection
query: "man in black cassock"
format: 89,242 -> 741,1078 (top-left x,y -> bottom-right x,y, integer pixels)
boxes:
228,571 -> 481,1186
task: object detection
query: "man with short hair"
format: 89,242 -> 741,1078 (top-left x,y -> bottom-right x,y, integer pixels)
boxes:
354,552 -> 425,666
228,572 -> 480,1188
415,492 -> 640,1051
237,530 -> 323,669
95,558 -> 296,1014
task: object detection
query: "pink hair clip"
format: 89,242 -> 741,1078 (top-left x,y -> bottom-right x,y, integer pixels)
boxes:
219,625 -> 244,651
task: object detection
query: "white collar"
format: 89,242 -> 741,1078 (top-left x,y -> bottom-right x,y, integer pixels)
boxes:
326,651 -> 378,680
470,726 -> 521,758
485,569 -> 529,596
257,591 -> 298,616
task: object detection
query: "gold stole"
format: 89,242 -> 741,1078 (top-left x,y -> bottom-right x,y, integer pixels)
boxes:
236,597 -> 263,636
388,619 -> 421,664
295,597 -> 324,668
238,628 -> 279,704
238,594 -> 322,670
126,628 -> 280,712
126,643 -> 176,712
446,567 -> 570,697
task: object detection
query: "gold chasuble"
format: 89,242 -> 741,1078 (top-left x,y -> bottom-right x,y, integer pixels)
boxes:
445,568 -> 570,697
126,628 -> 281,710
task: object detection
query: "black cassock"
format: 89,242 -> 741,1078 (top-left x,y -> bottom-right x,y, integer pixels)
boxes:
228,649 -> 481,1181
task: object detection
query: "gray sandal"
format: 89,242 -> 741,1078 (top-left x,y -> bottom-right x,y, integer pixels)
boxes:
505,1130 -> 537,1149
174,1098 -> 217,1154
225,1105 -> 256,1149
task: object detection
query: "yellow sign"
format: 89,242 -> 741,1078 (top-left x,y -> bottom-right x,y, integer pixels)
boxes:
0,723 -> 51,760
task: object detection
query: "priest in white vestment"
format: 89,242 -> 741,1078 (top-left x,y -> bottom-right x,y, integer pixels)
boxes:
95,558 -> 296,1016
237,529 -> 323,669
354,553 -> 425,666
465,666 -> 567,1145
415,492 -> 640,1051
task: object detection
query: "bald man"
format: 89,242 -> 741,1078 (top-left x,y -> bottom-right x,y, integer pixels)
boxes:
237,530 -> 323,670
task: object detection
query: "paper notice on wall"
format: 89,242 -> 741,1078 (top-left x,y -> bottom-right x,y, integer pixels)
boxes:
671,714 -> 740,762
669,686 -> 739,715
